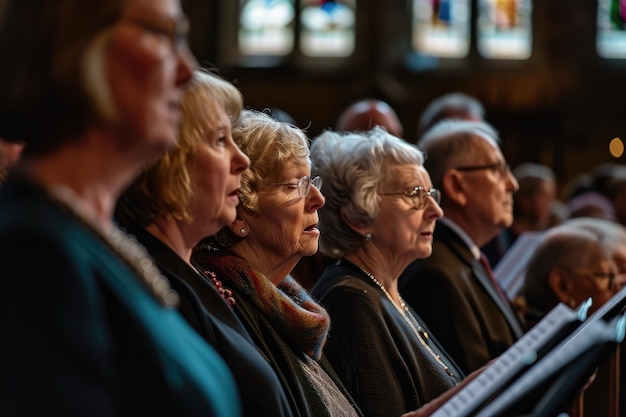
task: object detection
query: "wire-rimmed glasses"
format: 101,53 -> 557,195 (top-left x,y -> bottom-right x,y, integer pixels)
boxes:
266,176 -> 322,198
122,14 -> 190,53
454,161 -> 511,178
567,267 -> 618,291
379,186 -> 441,209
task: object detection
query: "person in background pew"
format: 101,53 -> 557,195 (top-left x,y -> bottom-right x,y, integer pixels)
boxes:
522,218 -> 624,326
416,92 -> 485,141
519,217 -> 625,417
116,70 -> 294,417
335,98 -> 404,138
0,0 -> 242,415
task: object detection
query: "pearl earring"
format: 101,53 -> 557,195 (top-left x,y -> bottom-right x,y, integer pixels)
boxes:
365,233 -> 372,242
239,228 -> 246,236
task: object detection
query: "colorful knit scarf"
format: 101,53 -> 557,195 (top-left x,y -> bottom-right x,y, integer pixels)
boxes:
194,249 -> 331,361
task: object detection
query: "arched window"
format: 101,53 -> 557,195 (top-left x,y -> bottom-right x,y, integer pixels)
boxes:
236,0 -> 356,59
477,0 -> 532,59
411,0 -> 532,60
412,0 -> 471,58
300,0 -> 356,57
239,0 -> 296,56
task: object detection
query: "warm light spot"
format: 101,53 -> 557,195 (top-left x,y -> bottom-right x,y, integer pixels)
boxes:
610,137 -> 624,158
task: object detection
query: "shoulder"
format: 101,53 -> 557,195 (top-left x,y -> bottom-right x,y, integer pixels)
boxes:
312,272 -> 372,302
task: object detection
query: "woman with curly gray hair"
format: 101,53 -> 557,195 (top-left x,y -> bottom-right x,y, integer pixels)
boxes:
310,127 -> 464,417
192,109 -> 362,417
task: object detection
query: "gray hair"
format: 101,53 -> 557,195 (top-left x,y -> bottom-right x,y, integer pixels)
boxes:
419,119 -> 500,191
311,126 -> 424,258
417,92 -> 485,139
562,217 -> 626,253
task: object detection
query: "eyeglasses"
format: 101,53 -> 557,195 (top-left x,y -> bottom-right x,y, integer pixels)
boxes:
454,161 -> 511,178
567,268 -> 618,290
266,176 -> 322,198
122,15 -> 190,53
379,187 -> 441,210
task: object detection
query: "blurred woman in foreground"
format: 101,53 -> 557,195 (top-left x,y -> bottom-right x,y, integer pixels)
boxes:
0,0 -> 241,415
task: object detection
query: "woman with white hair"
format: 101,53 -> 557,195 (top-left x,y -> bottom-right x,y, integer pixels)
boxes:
310,127 -> 464,417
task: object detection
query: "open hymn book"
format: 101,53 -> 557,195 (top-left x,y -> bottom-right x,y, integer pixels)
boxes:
431,288 -> 626,417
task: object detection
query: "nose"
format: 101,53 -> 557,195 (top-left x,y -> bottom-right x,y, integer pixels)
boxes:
306,183 -> 325,211
506,169 -> 519,192
232,143 -> 250,174
176,46 -> 198,86
426,196 -> 444,219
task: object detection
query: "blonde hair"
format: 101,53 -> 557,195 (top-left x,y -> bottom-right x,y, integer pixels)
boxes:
116,70 -> 243,226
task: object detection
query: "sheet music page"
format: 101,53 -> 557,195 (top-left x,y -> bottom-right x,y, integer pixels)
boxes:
430,302 -> 582,417
492,230 -> 544,299
474,315 -> 625,417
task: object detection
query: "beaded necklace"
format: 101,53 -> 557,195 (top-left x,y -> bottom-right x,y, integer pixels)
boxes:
352,262 -> 453,377
48,185 -> 179,307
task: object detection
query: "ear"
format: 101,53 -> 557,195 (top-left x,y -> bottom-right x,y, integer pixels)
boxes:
547,267 -> 576,307
442,170 -> 468,206
229,215 -> 249,237
340,207 -> 371,238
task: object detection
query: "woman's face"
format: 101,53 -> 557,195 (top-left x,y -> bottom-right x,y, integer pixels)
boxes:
106,0 -> 196,151
189,98 -> 249,238
246,160 -> 325,267
372,164 -> 443,266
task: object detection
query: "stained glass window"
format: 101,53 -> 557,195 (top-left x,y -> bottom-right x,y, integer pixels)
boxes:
477,0 -> 532,59
300,0 -> 356,57
239,0 -> 296,56
597,0 -> 626,59
412,0 -> 471,58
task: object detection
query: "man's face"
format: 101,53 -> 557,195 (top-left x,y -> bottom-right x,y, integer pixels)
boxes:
454,136 -> 519,243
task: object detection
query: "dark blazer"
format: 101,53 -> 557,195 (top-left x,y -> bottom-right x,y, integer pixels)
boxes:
312,261 -> 463,417
399,221 -> 525,375
123,225 -> 294,417
0,179 -> 239,417
193,252 -> 363,417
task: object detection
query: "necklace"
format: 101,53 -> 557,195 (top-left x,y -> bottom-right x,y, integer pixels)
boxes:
48,185 -> 180,307
352,262 -> 453,377
200,269 -> 236,307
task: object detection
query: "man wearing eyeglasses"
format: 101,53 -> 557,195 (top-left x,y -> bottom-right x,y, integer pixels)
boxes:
399,119 -> 524,375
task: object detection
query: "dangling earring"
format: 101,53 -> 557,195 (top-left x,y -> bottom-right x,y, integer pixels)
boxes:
365,233 -> 372,242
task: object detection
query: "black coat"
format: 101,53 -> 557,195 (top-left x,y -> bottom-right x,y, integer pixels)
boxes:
1,180 -> 239,417
400,221 -> 525,375
312,261 -> 463,417
192,250 -> 363,417
124,225 -> 293,417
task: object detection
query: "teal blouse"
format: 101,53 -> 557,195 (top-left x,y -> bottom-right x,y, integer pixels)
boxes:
0,179 -> 241,417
